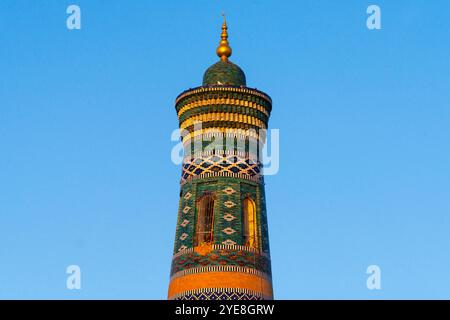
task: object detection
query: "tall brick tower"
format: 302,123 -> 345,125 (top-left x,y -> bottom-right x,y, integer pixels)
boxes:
168,17 -> 273,300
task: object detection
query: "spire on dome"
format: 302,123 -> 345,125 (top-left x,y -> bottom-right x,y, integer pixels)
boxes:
216,14 -> 232,61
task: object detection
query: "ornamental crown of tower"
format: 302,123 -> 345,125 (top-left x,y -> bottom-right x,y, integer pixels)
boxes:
168,16 -> 274,300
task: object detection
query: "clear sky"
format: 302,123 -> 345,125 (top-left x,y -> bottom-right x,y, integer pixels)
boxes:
0,0 -> 449,299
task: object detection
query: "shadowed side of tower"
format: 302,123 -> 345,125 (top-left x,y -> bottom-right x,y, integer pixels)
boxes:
168,17 -> 274,300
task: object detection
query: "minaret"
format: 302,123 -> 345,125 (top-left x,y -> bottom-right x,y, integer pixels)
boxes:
168,17 -> 274,300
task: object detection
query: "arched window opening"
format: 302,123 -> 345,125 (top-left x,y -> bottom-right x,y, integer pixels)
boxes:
194,194 -> 215,246
243,197 -> 257,248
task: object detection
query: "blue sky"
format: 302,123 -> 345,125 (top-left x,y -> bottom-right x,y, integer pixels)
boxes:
0,0 -> 449,299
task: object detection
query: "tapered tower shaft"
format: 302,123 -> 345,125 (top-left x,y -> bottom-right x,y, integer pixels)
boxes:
168,18 -> 273,300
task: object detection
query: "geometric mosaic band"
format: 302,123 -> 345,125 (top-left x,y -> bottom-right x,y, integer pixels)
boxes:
170,246 -> 272,277
181,154 -> 262,184
172,287 -> 266,300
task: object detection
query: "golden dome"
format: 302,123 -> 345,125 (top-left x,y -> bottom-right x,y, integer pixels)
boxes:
216,16 -> 232,60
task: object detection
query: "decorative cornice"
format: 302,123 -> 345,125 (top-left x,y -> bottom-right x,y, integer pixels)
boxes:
170,265 -> 272,282
177,98 -> 270,118
183,149 -> 261,161
181,171 -> 262,186
172,244 -> 270,259
175,86 -> 272,106
181,128 -> 264,144
179,112 -> 267,131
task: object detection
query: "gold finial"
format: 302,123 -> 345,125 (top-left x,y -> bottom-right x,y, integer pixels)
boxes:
216,14 -> 232,61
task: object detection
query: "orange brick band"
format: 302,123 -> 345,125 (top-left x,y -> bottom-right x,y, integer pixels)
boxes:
168,271 -> 273,300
